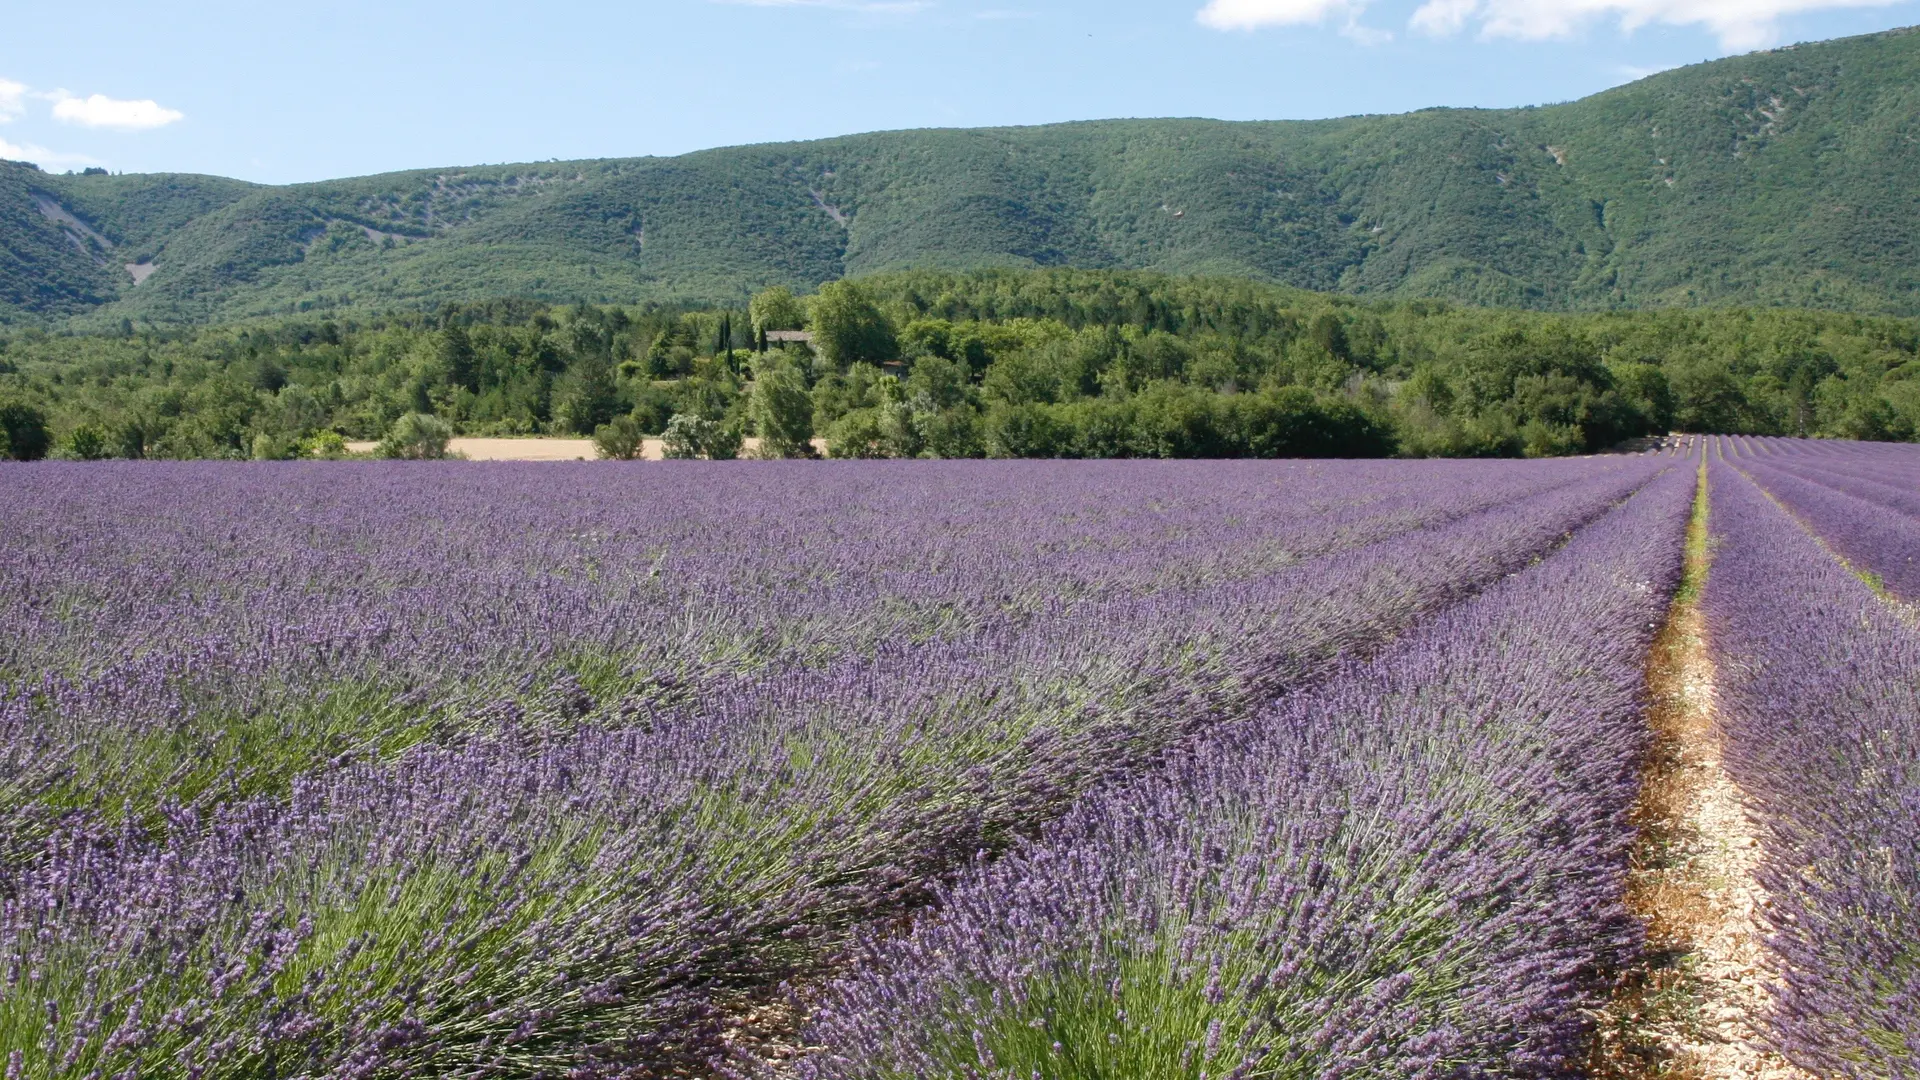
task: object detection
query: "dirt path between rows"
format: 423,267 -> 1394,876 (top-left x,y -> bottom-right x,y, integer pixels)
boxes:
1591,464 -> 1808,1080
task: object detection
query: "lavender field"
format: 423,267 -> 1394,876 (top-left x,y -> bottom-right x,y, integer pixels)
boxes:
0,444 -> 1915,1079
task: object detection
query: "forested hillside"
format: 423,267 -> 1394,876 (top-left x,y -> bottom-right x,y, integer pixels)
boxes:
4,25 -> 1918,325
3,269 -> 1914,462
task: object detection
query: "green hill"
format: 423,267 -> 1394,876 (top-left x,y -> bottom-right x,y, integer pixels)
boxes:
6,24 -> 1919,324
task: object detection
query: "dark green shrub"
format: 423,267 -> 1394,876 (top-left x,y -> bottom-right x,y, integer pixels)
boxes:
824,408 -> 890,459
64,423 -> 114,461
377,413 -> 454,460
593,416 -> 645,460
0,400 -> 51,461
984,402 -> 1073,458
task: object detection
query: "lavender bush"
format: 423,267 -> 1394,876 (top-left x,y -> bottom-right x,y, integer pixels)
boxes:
1739,440 -> 1920,520
0,459 -> 1672,1076
1722,440 -> 1920,601
786,460 -> 1698,1079
1703,449 -> 1920,1079
0,459 -> 1622,854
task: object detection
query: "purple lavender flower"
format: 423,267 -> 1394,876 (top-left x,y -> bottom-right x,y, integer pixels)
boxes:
0,456 -> 1681,1075
787,459 -> 1699,1079
1703,439 -> 1920,1079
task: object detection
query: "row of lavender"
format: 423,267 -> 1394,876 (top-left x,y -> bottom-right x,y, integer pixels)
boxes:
1720,436 -> 1920,601
0,458 -> 1671,1076
1703,441 -> 1920,1078
781,450 -> 1699,1077
0,459 -> 1621,861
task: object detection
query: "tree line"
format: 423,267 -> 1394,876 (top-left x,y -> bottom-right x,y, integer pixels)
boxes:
2,269 -> 1915,461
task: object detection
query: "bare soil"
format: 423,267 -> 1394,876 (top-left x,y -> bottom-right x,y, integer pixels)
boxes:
447,437 -> 600,461
343,437 -> 607,460
1591,471 -> 1810,1080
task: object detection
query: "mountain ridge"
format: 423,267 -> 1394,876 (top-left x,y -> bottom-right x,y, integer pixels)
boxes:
5,23 -> 1919,324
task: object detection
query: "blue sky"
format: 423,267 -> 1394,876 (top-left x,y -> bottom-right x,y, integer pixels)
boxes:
3,0 -> 1917,184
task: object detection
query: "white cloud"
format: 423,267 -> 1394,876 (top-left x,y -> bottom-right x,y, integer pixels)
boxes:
50,92 -> 184,131
1406,0 -> 1475,34
1409,0 -> 1908,50
0,78 -> 27,122
1617,60 -> 1683,78
0,135 -> 99,170
1197,0 -> 1393,38
1197,0 -> 1366,29
1205,0 -> 1907,48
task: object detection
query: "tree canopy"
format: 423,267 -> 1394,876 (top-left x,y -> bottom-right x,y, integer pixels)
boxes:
2,268 -> 1914,461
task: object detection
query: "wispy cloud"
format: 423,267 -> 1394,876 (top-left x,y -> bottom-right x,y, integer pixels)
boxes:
0,78 -> 27,122
1198,0 -> 1363,29
1202,0 -> 1908,49
0,135 -> 100,170
1409,0 -> 1909,50
1617,60 -> 1682,79
49,91 -> 185,130
1196,0 -> 1393,39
